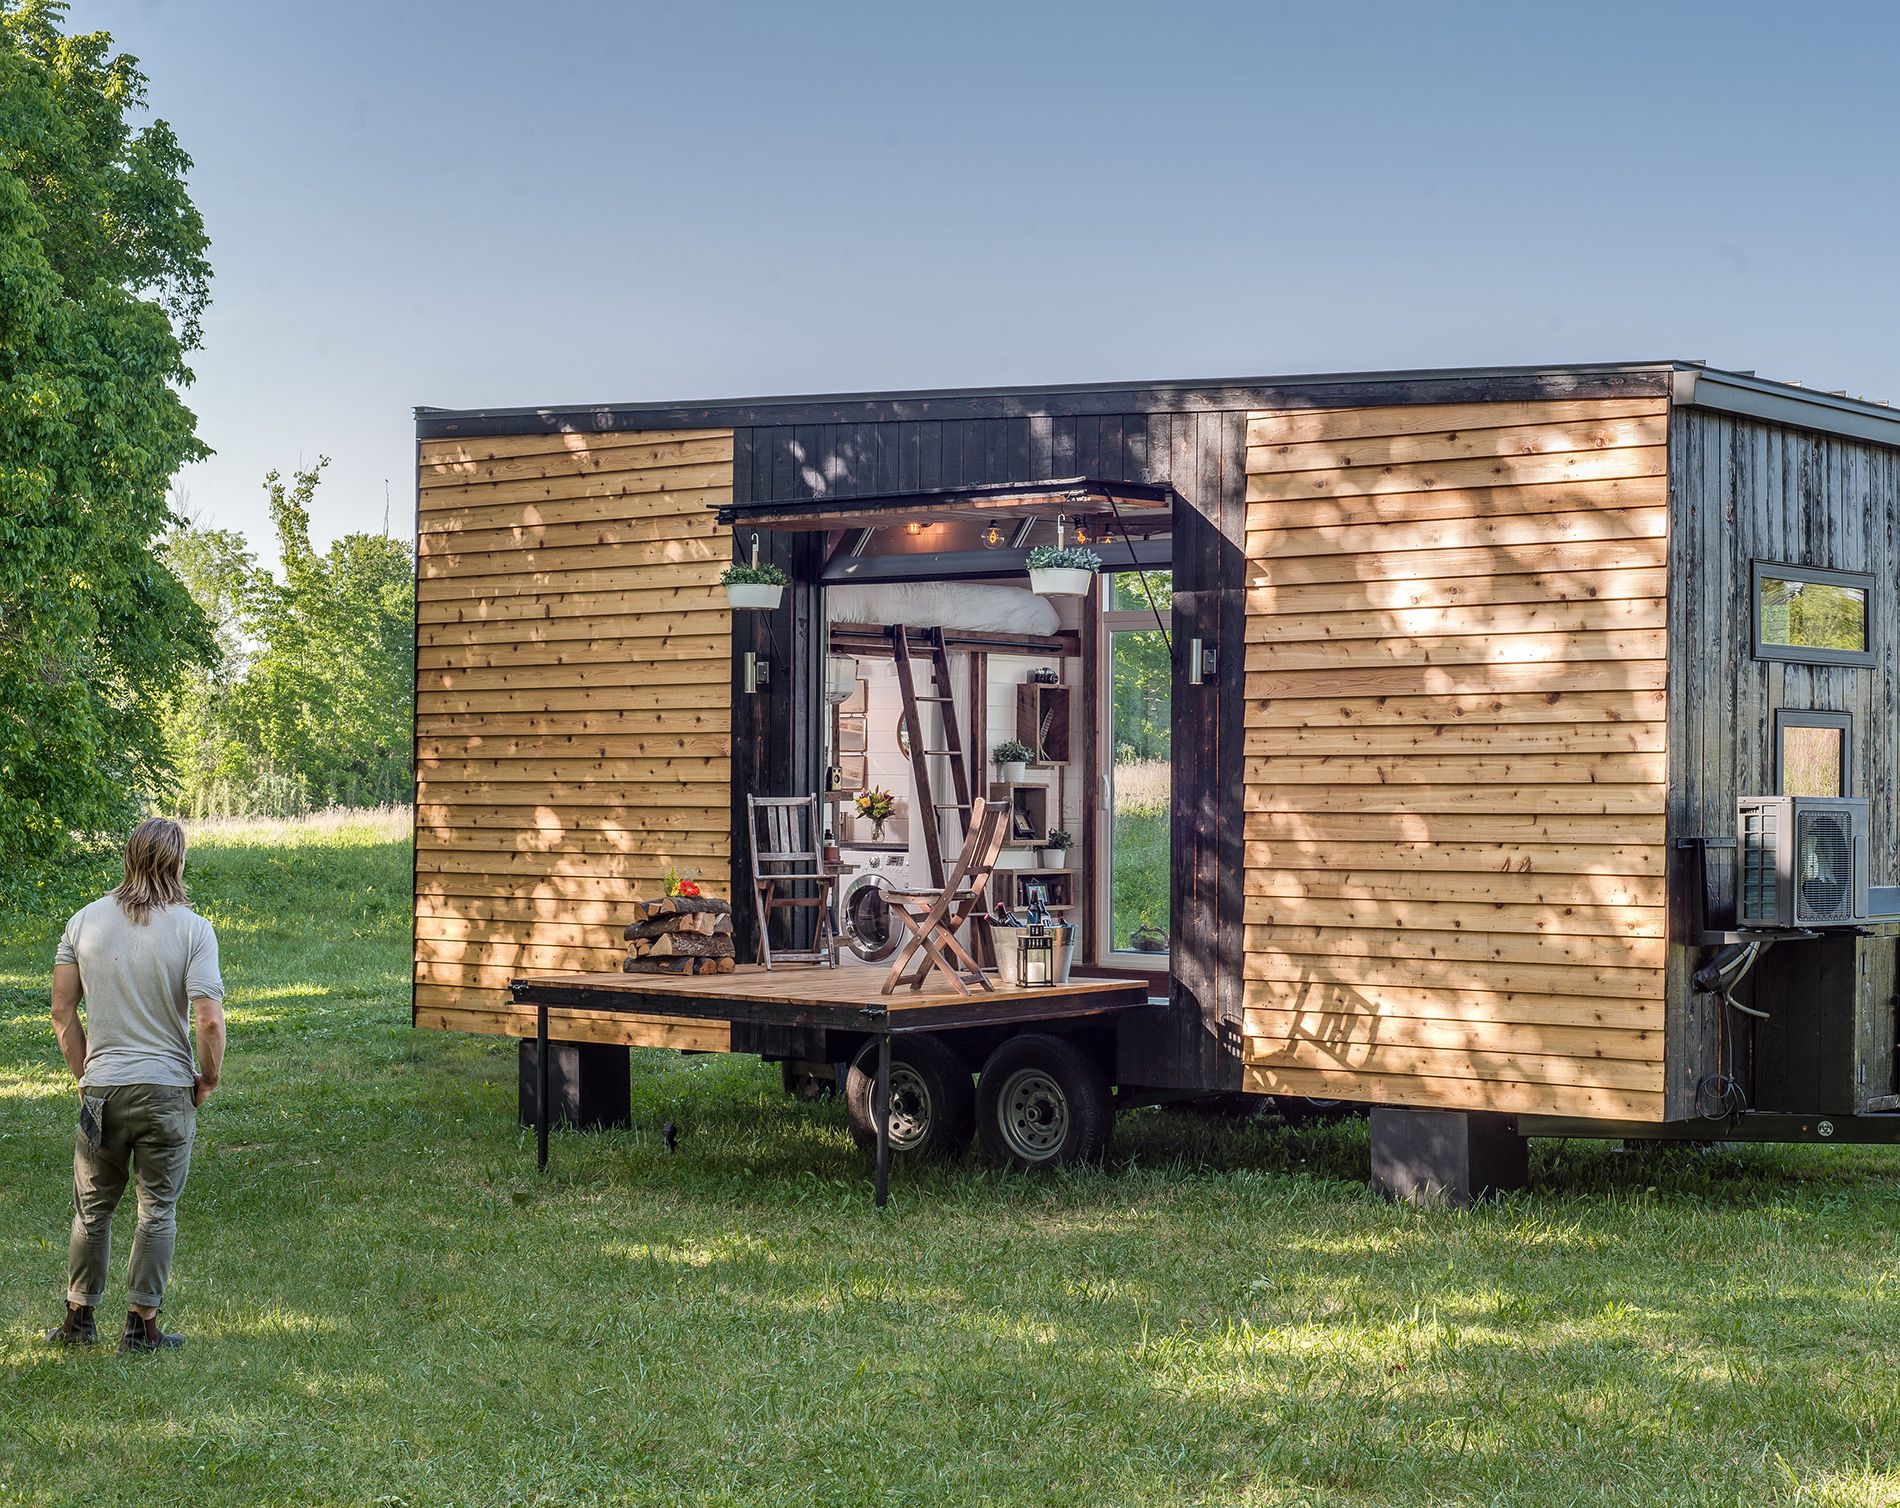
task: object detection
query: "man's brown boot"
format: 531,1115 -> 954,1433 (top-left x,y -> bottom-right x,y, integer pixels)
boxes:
45,1303 -> 97,1346
119,1310 -> 184,1354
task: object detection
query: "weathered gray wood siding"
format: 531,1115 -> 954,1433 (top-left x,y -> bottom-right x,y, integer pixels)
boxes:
1665,407 -> 1900,1115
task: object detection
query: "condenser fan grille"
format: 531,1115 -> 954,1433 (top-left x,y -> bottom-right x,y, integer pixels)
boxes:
1795,811 -> 1853,920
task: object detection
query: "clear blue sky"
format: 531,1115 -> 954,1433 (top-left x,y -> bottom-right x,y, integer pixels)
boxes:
77,0 -> 1900,561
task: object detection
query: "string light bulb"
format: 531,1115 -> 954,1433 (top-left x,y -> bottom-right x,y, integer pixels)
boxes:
1074,521 -> 1091,546
905,520 -> 923,537
982,522 -> 1004,549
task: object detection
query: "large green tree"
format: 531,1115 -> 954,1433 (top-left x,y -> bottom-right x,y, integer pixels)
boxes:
0,1 -> 214,861
156,522 -> 259,816
236,460 -> 414,811
162,463 -> 415,817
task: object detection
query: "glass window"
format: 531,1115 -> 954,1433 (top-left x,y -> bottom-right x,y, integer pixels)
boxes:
1753,562 -> 1874,665
1776,710 -> 1851,798
1104,571 -> 1172,956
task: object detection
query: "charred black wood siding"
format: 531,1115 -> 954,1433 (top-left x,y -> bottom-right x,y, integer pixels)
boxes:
1666,407 -> 1900,1116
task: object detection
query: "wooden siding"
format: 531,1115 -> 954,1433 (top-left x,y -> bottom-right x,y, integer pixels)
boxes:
1665,409 -> 1900,1113
1240,399 -> 1672,1119
413,429 -> 735,1051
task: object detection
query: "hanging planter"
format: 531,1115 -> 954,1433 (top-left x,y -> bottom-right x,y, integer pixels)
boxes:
721,561 -> 788,611
1026,544 -> 1102,598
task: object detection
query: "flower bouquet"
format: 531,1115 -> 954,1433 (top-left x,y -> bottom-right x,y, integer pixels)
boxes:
854,786 -> 897,842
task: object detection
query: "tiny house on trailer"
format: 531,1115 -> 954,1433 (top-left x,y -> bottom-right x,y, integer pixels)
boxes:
413,361 -> 1900,1200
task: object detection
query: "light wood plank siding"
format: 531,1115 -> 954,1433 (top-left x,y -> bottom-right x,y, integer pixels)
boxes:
413,429 -> 735,1051
1240,399 -> 1671,1119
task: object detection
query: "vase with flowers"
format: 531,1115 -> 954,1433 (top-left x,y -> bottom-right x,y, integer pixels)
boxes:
854,786 -> 897,842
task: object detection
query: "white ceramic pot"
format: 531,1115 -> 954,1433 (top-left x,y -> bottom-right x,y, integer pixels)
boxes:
1028,566 -> 1094,597
726,582 -> 785,610
998,760 -> 1026,784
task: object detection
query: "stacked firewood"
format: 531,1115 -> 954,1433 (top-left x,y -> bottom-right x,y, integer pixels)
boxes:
622,895 -> 737,976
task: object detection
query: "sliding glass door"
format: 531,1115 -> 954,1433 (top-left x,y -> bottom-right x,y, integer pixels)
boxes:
1102,573 -> 1171,958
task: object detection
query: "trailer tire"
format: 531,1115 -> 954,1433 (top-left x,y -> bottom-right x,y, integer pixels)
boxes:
975,1033 -> 1113,1169
844,1034 -> 973,1160
1273,1095 -> 1359,1126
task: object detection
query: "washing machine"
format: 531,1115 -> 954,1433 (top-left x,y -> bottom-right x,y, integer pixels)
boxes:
837,848 -> 913,962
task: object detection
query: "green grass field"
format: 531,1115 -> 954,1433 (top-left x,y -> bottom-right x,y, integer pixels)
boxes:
3,815 -> 1899,1507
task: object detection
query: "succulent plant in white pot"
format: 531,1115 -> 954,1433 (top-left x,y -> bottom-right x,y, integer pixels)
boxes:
1040,828 -> 1073,869
992,739 -> 1033,784
1026,544 -> 1101,598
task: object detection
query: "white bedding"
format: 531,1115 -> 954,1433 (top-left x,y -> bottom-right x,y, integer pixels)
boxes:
826,582 -> 1060,636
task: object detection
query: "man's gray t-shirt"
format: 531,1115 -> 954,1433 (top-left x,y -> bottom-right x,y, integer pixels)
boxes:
54,898 -> 224,1089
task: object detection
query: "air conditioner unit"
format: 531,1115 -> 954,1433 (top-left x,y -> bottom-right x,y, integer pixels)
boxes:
1736,796 -> 1870,929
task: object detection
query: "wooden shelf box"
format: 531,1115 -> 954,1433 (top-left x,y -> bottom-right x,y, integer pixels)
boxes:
1016,682 -> 1071,764
992,781 -> 1051,847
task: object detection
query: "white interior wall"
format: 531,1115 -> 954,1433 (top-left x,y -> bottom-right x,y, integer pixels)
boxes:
828,585 -> 1091,945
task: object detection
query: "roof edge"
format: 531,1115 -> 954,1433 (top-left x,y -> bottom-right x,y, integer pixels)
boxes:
413,360 -> 1684,428
413,359 -> 1900,452
1673,367 -> 1900,448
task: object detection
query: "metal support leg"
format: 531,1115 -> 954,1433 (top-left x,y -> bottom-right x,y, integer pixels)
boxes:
536,1003 -> 550,1174
873,1034 -> 892,1208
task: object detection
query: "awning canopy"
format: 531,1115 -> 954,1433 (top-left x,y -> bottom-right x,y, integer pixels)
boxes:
713,476 -> 1177,536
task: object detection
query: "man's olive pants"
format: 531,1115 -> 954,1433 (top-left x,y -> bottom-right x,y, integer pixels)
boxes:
69,1083 -> 196,1310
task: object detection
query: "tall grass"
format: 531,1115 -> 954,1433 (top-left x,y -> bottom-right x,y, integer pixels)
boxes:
1110,759 -> 1170,950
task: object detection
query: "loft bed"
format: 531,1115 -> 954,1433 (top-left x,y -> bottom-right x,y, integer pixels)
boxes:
826,581 -> 1079,658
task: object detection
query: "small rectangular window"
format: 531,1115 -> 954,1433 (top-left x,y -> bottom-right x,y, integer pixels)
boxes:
1775,709 -> 1852,798
1752,561 -> 1874,666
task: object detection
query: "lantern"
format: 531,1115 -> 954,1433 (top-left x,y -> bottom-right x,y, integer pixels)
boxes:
1018,923 -> 1055,986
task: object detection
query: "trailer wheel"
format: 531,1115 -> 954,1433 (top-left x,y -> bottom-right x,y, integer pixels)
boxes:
1273,1095 -> 1359,1126
975,1033 -> 1113,1169
844,1034 -> 973,1159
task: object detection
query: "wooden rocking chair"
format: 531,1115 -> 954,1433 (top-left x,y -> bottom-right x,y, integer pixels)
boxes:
747,794 -> 838,968
880,797 -> 1010,995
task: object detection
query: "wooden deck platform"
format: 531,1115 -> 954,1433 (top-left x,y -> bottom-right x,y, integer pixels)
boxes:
508,965 -> 1155,1034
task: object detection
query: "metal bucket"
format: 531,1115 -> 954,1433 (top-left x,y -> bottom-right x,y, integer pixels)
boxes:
989,922 -> 1076,987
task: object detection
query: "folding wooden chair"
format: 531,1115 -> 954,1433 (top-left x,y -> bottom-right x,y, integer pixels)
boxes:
880,797 -> 1010,995
747,795 -> 838,968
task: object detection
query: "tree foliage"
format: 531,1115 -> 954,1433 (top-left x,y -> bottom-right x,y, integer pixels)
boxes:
0,1 -> 214,861
163,461 -> 415,817
1107,571 -> 1173,762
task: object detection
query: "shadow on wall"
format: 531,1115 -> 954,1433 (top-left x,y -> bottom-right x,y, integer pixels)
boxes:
1237,398 -> 1672,1117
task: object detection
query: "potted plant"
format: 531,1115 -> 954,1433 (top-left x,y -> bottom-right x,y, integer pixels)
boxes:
992,739 -> 1033,784
1040,829 -> 1073,869
1026,544 -> 1102,597
854,786 -> 897,842
721,560 -> 788,610
1128,914 -> 1169,953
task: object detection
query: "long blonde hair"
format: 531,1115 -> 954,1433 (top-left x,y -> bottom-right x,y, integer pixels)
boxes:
114,818 -> 189,923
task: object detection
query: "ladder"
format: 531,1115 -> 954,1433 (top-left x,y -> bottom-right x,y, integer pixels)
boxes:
890,624 -> 974,887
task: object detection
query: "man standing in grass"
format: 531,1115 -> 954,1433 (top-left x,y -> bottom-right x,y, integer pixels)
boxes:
44,818 -> 226,1354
